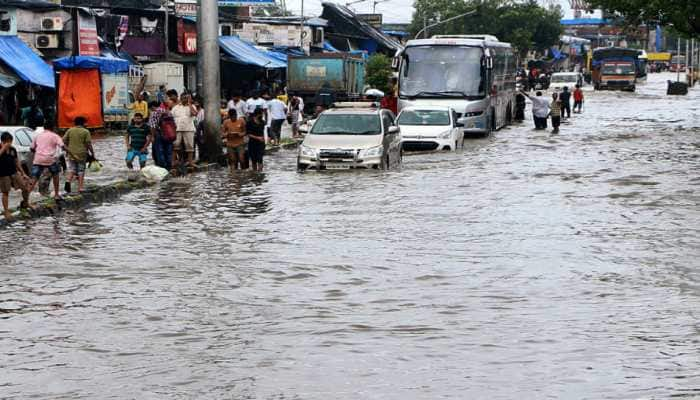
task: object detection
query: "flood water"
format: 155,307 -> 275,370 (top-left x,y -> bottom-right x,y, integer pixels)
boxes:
1,73 -> 699,399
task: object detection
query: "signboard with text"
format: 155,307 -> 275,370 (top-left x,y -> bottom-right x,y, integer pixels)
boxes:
357,13 -> 383,29
219,0 -> 275,6
102,73 -> 129,122
78,12 -> 99,56
175,0 -> 197,17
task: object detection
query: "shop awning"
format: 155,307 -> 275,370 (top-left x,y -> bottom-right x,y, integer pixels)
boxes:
53,56 -> 130,74
0,36 -> 54,88
219,36 -> 287,69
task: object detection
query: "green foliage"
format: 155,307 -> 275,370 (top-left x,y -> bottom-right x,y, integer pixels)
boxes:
409,0 -> 563,57
366,54 -> 393,93
586,0 -> 699,38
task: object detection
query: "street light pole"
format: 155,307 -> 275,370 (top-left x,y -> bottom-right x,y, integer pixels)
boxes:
199,0 -> 222,162
299,0 -> 305,53
414,10 -> 476,40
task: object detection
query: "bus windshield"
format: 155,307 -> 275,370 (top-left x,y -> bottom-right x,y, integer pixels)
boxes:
400,46 -> 484,98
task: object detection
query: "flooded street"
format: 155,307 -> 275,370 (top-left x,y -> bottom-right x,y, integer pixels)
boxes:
1,72 -> 699,399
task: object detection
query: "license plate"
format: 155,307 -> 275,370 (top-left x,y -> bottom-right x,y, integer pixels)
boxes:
325,163 -> 351,170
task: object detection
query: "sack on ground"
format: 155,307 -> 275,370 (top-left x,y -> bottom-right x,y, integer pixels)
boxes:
140,165 -> 169,182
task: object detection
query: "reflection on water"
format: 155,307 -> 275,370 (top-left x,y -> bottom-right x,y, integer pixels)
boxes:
1,73 -> 700,399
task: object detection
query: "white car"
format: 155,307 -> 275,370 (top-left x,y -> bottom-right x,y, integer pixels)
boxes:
549,72 -> 583,92
297,103 -> 402,171
0,126 -> 38,174
397,106 -> 464,151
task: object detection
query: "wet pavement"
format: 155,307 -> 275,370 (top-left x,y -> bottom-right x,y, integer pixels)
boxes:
1,73 -> 699,399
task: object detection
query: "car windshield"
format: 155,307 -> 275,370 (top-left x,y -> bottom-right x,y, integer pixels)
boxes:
12,129 -> 32,147
398,110 -> 450,126
602,63 -> 634,75
310,114 -> 381,135
400,46 -> 484,98
551,75 -> 577,83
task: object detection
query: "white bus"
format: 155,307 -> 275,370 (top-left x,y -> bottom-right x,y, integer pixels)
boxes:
394,35 -> 517,134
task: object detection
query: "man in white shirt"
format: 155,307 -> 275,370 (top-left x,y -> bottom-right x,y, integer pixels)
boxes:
227,92 -> 247,120
522,90 -> 550,130
245,91 -> 267,116
267,92 -> 288,145
170,93 -> 198,169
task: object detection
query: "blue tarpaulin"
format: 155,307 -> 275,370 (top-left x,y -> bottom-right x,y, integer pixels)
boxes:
53,56 -> 130,74
323,41 -> 340,52
0,36 -> 54,88
219,36 -> 287,69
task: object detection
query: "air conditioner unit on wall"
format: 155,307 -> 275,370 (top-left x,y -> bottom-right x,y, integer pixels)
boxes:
41,17 -> 63,31
36,34 -> 59,49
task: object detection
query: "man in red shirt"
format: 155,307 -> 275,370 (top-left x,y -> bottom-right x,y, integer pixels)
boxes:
573,84 -> 584,113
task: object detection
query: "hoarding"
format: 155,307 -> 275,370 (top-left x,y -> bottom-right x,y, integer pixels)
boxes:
219,0 -> 275,6
102,73 -> 129,122
77,12 -> 99,56
175,0 -> 197,17
357,14 -> 383,29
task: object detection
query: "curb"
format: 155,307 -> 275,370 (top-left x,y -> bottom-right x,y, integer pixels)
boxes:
0,140 -> 302,229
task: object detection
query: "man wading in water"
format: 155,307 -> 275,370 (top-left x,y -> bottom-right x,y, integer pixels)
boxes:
521,91 -> 550,130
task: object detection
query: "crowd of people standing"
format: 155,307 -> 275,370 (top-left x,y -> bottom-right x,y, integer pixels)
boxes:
0,86 -> 308,220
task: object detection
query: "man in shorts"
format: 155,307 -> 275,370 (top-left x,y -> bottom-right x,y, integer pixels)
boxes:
63,116 -> 94,193
267,92 -> 287,145
221,109 -> 247,171
28,119 -> 64,199
125,113 -> 152,171
170,93 -> 198,169
0,131 -> 31,220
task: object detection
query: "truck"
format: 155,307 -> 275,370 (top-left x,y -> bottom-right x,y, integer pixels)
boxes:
592,47 -> 641,92
287,53 -> 366,111
142,62 -> 185,98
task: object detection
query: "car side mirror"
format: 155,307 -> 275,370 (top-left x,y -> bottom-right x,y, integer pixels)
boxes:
388,126 -> 400,134
457,117 -> 468,126
299,125 -> 309,134
391,56 -> 400,70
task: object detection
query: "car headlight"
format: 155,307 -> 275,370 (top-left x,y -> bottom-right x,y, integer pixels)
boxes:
300,145 -> 317,158
359,145 -> 383,158
438,130 -> 452,139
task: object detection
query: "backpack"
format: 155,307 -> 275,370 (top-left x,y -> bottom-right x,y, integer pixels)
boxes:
159,113 -> 177,142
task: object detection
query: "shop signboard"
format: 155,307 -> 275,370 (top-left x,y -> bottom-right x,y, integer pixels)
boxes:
78,12 -> 99,56
175,0 -> 197,17
357,14 -> 383,29
219,0 -> 275,6
102,73 -> 129,122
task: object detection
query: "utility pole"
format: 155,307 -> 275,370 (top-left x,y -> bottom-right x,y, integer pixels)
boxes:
299,0 -> 304,51
415,10 -> 476,40
163,0 -> 169,61
199,0 -> 222,162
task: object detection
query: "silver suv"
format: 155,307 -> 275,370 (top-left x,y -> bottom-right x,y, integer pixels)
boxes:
297,104 -> 402,171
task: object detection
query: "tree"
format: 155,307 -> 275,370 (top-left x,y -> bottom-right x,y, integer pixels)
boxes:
586,0 -> 699,38
409,0 -> 563,57
366,53 -> 393,93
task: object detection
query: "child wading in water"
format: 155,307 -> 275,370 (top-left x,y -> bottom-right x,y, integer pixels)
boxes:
0,132 -> 31,220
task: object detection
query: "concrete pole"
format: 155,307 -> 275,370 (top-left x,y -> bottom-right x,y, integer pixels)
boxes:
299,0 -> 305,52
163,0 -> 170,61
199,0 -> 222,162
196,3 -> 204,95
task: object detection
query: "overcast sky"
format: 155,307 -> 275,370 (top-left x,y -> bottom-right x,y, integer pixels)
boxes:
279,0 -> 586,24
